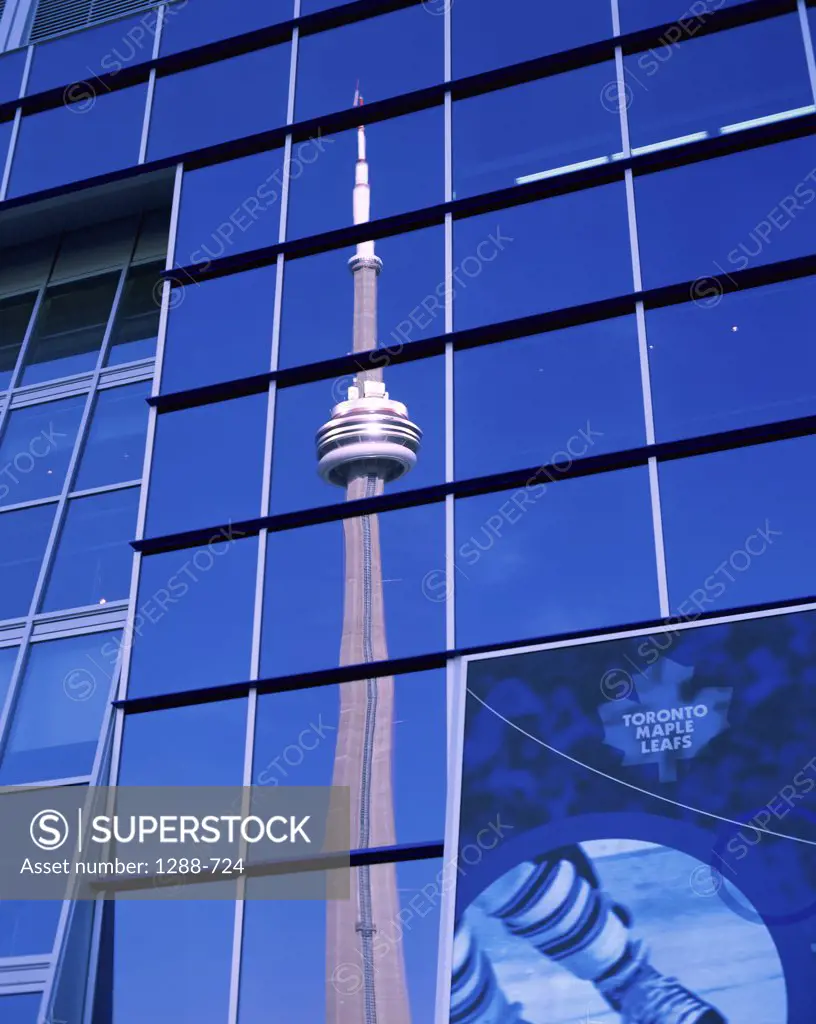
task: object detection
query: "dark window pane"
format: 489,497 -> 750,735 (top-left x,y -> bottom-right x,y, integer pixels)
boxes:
133,207 -> 171,264
636,135 -> 816,289
455,468 -> 660,647
0,646 -> 17,710
262,504 -> 446,677
50,216 -> 136,284
161,267 -> 277,393
625,15 -> 811,154
454,63 -> 623,199
661,436 -> 816,612
174,152 -> 284,271
455,318 -> 645,479
296,6 -> 443,121
453,184 -> 631,331
620,0 -> 753,33
148,47 -> 290,160
0,630 -> 121,784
648,278 -> 816,441
27,13 -> 157,96
146,394 -> 267,536
75,382 -> 150,491
286,108 -> 444,240
7,84 -> 147,198
453,0 -> 613,77
127,535 -> 257,698
0,505 -> 55,620
21,273 -> 119,385
161,0 -> 285,55
253,670 -> 446,844
0,397 -> 85,507
0,292 -> 36,390
119,699 -> 248,785
279,225 -> 444,368
0,119 -> 10,176
105,262 -> 163,365
239,859 -> 442,1022
0,994 -> 41,1024
0,49 -> 26,104
41,488 -> 139,612
0,900 -> 62,957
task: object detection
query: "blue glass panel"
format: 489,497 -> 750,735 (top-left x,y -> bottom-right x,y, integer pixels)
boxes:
648,277 -> 816,442
119,699 -> 248,785
455,317 -> 646,479
0,994 -> 41,1024
455,63 -> 623,199
174,151 -> 284,271
625,15 -> 812,153
455,467 -> 660,646
0,119 -> 12,187
146,393 -> 267,536
0,900 -> 62,956
239,858 -> 442,1022
661,435 -> 816,613
296,5 -> 443,121
0,505 -> 55,620
453,0 -> 613,77
620,0 -> 753,33
41,487 -> 139,612
0,292 -> 36,391
279,225 -> 445,367
261,503 -> 446,678
161,0 -> 288,54
636,135 -> 816,289
127,535 -> 257,698
27,13 -> 157,96
147,47 -> 290,160
270,357 -> 444,514
109,886 -> 235,1024
0,49 -> 26,104
0,396 -> 86,508
7,85 -> 147,198
300,0 -> 347,11
453,183 -> 631,330
105,262 -> 163,366
75,382 -> 150,491
286,108 -> 444,240
0,630 -> 121,784
162,267 -> 277,392
0,646 -> 17,710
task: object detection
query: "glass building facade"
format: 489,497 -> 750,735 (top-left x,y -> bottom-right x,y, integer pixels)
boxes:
0,0 -> 814,1021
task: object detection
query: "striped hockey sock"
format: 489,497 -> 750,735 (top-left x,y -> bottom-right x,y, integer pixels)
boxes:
450,918 -> 528,1024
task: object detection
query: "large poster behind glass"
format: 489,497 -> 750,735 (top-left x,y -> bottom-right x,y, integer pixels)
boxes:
449,606 -> 816,1023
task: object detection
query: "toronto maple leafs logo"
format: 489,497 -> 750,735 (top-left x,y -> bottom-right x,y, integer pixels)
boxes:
598,657 -> 731,782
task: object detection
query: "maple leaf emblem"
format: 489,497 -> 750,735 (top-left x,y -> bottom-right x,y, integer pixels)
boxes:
597,657 -> 731,782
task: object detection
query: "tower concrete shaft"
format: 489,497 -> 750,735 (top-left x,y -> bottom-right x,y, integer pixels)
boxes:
324,94 -> 413,1024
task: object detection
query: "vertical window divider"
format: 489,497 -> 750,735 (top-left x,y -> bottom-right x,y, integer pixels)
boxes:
797,0 -> 816,106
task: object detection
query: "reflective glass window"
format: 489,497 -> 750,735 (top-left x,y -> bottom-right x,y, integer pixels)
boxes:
119,699 -> 248,785
108,886 -> 235,1024
27,13 -> 157,96
279,225 -> 445,368
127,535 -> 257,698
49,216 -> 136,285
620,0 -> 753,33
133,208 -> 171,264
174,151 -> 284,271
239,858 -> 442,1022
0,900 -> 62,957
20,273 -> 119,385
455,317 -> 645,479
262,503 -> 446,678
0,118 -> 10,175
0,630 -> 121,784
0,396 -> 86,507
454,63 -> 623,199
286,108 -> 444,240
0,505 -> 55,620
453,0 -> 613,77
647,277 -> 816,442
148,47 -> 290,160
41,487 -> 139,612
270,357 -> 444,514
0,994 -> 41,1024
636,135 -> 816,289
0,646 -> 17,709
0,49 -> 26,105
453,183 -> 631,331
253,670 -> 446,843
162,267 -> 277,393
75,382 -> 150,491
0,292 -> 36,391
625,15 -> 811,154
105,262 -> 163,365
455,467 -> 660,646
146,394 -> 267,536
296,5 -> 443,121
161,0 -> 287,55
7,84 -> 147,198
661,435 -> 816,612
300,0 -> 348,11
